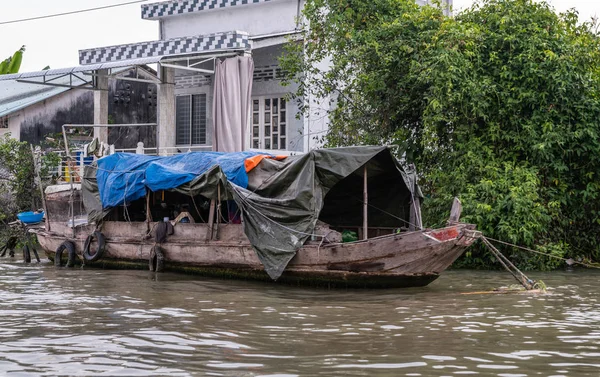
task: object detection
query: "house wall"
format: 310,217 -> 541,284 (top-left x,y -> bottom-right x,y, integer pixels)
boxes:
0,115 -> 23,140
12,90 -> 94,145
2,71 -> 157,147
161,0 -> 300,40
107,72 -> 158,149
172,43 -> 303,152
251,44 -> 303,152
174,73 -> 214,151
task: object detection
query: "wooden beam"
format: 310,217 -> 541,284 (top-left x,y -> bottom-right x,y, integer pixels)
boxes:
206,199 -> 215,241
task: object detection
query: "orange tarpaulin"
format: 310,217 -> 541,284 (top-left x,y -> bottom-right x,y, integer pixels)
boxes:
244,155 -> 287,172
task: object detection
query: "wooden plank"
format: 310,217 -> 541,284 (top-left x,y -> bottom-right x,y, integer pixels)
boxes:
449,197 -> 462,224
206,199 -> 215,241
36,222 -> 474,278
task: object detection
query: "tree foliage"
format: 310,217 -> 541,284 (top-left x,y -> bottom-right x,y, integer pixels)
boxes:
0,46 -> 25,75
281,0 -> 600,269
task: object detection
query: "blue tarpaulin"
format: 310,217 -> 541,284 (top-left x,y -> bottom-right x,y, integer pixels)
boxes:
96,151 -> 266,208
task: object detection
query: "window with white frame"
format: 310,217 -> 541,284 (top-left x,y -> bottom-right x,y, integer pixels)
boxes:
251,96 -> 287,150
0,117 -> 8,129
176,94 -> 207,145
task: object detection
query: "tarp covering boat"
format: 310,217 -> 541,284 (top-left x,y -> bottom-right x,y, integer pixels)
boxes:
82,146 -> 421,280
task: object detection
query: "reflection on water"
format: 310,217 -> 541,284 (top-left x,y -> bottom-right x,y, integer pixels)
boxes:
0,259 -> 599,376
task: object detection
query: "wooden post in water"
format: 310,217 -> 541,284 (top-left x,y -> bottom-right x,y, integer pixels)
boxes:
363,164 -> 368,240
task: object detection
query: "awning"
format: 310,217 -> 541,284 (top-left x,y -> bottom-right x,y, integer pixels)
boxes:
0,30 -> 251,87
0,56 -> 162,88
0,51 -> 243,89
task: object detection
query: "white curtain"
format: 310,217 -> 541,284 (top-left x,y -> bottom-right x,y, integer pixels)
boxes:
212,56 -> 254,152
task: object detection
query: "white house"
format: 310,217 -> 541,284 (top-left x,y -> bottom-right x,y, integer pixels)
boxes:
0,0 -> 452,155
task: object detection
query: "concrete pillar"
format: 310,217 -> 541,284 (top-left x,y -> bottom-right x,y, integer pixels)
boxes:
157,65 -> 176,155
93,69 -> 109,143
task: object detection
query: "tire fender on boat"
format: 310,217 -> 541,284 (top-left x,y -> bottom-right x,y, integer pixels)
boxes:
149,245 -> 164,273
83,231 -> 106,262
55,241 -> 77,267
22,245 -> 31,263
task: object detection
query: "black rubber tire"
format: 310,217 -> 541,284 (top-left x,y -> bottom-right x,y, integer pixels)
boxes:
22,245 -> 31,263
149,245 -> 164,273
55,241 -> 76,267
31,247 -> 40,263
83,231 -> 106,262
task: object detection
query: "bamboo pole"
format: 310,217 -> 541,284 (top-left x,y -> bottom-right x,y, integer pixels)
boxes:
363,164 -> 368,240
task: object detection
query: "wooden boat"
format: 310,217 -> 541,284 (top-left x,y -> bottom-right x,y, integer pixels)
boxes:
34,146 -> 479,288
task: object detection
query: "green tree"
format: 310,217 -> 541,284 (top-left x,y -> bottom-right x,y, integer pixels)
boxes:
0,46 -> 25,75
282,0 -> 600,269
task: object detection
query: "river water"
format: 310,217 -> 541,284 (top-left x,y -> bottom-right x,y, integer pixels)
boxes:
0,260 -> 599,376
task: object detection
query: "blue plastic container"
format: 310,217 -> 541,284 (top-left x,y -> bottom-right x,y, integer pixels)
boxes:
17,211 -> 44,224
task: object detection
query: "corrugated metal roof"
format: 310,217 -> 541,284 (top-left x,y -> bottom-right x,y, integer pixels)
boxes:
0,75 -> 88,118
0,56 -> 162,82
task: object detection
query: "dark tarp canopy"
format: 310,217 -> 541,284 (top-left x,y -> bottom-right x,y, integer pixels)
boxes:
82,146 -> 421,280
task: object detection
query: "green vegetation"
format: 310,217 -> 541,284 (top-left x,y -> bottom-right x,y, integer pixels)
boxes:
0,46 -> 25,75
0,135 -> 60,254
0,135 -> 60,222
281,0 -> 600,270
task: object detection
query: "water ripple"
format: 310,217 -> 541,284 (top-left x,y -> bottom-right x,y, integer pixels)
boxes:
0,260 -> 599,376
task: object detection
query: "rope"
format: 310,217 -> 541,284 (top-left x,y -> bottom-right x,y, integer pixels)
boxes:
484,236 -> 600,270
190,195 -> 206,223
347,194 -> 420,229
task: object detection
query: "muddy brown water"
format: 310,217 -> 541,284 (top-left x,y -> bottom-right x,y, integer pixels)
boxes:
0,259 -> 599,376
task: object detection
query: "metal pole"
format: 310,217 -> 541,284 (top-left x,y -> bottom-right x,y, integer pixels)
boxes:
363,164 -> 368,240
31,145 -> 50,232
62,125 -> 76,238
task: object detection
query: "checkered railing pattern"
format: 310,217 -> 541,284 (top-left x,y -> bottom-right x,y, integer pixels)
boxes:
79,32 -> 250,65
142,0 -> 275,19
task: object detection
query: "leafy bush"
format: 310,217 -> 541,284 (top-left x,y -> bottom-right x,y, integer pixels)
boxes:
282,0 -> 600,269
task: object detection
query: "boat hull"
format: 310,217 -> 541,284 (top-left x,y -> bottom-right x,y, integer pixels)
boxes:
35,221 -> 477,288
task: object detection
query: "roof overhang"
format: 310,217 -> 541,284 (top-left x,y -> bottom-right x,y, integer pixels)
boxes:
0,57 -> 163,88
249,30 -> 302,49
141,0 -> 287,20
79,31 -> 249,65
0,51 -> 247,89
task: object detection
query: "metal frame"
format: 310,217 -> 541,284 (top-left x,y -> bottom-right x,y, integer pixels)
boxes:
87,66 -> 161,85
13,51 -> 244,90
160,51 -> 241,75
175,93 -> 208,147
17,72 -> 97,90
61,123 -> 158,157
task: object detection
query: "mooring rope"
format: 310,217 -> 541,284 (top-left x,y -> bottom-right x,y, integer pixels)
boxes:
484,236 -> 600,270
